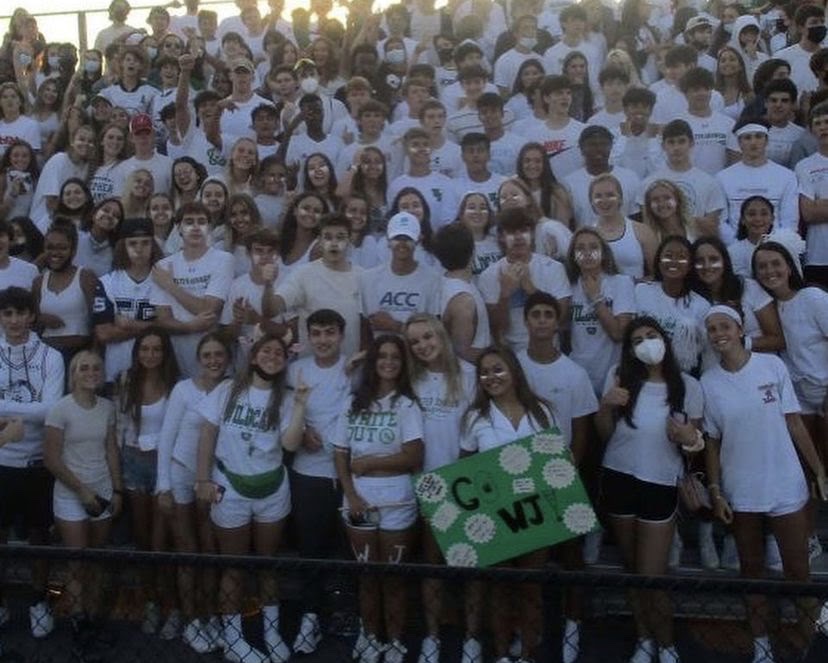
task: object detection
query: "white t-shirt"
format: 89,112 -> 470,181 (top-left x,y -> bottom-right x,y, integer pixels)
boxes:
117,153 -> 173,197
359,262 -> 441,330
795,151 -> 828,265
285,132 -> 345,172
30,153 -> 89,234
478,254 -> 572,352
728,238 -> 758,278
276,260 -> 363,359
513,118 -> 585,179
715,160 -> 799,243
776,43 -> 820,94
569,274 -> 636,393
680,111 -> 738,176
602,372 -> 703,486
94,270 -> 156,382
456,173 -> 508,211
98,81 -> 157,116
219,94 -> 274,139
702,352 -> 807,512
777,287 -> 828,386
0,257 -> 38,291
637,165 -> 726,231
387,172 -> 460,228
150,247 -> 234,377
171,123 -> 232,177
587,109 -> 625,133
0,116 -> 41,157
89,161 -> 130,203
489,131 -> 525,176
198,379 -> 293,476
288,356 -> 352,479
461,402 -> 554,453
767,122 -> 805,167
334,392 -> 423,462
517,351 -> 598,445
471,236 -> 502,283
634,281 -> 710,372
494,48 -> 538,91
414,365 -> 476,471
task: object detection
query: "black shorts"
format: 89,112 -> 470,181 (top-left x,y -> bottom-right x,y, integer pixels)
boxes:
600,467 -> 677,523
0,464 -> 54,532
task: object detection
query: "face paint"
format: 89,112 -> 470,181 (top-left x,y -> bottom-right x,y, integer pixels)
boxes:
575,248 -> 601,263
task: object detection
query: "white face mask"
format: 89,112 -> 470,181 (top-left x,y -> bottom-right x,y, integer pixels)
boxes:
300,77 -> 319,94
84,60 -> 101,74
518,36 -> 538,50
385,49 -> 406,65
722,22 -> 734,34
18,52 -> 32,67
146,46 -> 158,60
48,56 -> 61,69
633,337 -> 666,365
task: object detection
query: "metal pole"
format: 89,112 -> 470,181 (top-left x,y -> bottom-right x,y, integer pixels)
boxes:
77,11 -> 88,54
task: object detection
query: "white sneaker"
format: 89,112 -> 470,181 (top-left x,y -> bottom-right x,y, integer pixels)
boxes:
808,534 -> 823,562
141,601 -> 161,635
765,535 -> 783,573
629,638 -> 656,663
668,532 -> 683,569
385,639 -> 408,663
720,534 -> 740,571
562,619 -> 580,663
29,600 -> 54,639
292,612 -> 322,655
417,635 -> 440,663
264,630 -> 291,663
583,529 -> 603,565
223,636 -> 269,663
698,523 -> 720,570
818,602 -> 828,637
461,636 -> 483,663
658,645 -> 680,662
182,619 -> 218,654
160,609 -> 182,640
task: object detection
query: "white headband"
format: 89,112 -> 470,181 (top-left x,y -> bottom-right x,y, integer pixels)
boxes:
735,123 -> 768,138
705,305 -> 742,325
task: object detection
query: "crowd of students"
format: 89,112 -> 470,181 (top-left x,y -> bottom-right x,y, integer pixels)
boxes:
0,0 -> 828,661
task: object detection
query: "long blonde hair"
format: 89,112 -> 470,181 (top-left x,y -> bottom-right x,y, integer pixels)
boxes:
641,179 -> 692,242
404,314 -> 465,406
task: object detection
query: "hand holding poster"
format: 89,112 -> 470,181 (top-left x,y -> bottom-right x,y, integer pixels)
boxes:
413,428 -> 597,568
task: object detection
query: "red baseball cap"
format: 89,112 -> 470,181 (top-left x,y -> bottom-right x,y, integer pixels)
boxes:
129,113 -> 153,135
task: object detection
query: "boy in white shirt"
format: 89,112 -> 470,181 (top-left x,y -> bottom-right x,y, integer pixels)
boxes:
542,5 -> 600,93
151,201 -> 234,376
419,100 -> 463,178
477,92 -> 524,175
611,88 -> 662,179
795,101 -> 828,288
457,133 -> 507,208
638,119 -> 726,237
263,214 -> 363,358
764,78 -> 804,168
587,66 -> 630,132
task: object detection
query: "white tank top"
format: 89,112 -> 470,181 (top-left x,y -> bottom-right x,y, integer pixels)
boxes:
39,268 -> 89,337
440,277 -> 492,350
128,396 -> 169,452
607,218 -> 645,280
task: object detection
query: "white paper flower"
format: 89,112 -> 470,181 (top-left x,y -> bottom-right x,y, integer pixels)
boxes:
532,433 -> 566,455
512,477 -> 536,495
498,445 -> 532,476
563,503 -> 597,535
446,542 -> 479,567
463,514 -> 497,544
415,473 -> 448,504
542,458 -> 576,490
430,501 -> 460,533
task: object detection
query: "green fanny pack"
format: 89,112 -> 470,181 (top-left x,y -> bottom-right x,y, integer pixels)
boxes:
216,459 -> 285,499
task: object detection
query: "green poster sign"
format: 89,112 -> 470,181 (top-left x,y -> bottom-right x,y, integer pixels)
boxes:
413,428 -> 597,568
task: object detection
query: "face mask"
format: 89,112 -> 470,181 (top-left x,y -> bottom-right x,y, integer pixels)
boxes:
633,337 -> 666,365
722,22 -> 733,34
776,18 -> 787,32
300,77 -> 319,94
808,25 -> 827,43
85,60 -> 101,74
386,73 -> 402,90
518,36 -> 538,50
48,56 -> 60,69
18,52 -> 32,67
385,49 -> 406,65
146,47 -> 158,60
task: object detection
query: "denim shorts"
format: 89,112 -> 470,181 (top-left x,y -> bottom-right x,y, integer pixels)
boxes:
122,446 -> 158,494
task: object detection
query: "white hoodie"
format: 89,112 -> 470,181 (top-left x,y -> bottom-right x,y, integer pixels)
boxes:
0,332 -> 64,467
729,15 -> 769,84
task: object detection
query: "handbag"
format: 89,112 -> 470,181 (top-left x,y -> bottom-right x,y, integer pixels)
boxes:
678,471 -> 711,513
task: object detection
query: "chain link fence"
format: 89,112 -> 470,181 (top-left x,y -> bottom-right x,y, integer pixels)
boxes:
2,544 -> 828,662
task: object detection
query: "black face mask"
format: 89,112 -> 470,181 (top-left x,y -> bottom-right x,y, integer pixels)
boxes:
437,47 -> 454,65
776,18 -> 787,32
808,25 -> 827,44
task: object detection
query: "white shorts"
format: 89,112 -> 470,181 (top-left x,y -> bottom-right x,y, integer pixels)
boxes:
345,475 -> 417,532
210,470 -> 291,529
170,459 -> 196,505
53,490 -> 112,523
794,379 -> 827,416
769,497 -> 809,518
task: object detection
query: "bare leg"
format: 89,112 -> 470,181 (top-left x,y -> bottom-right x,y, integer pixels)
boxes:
608,514 -> 649,640
732,512 -> 771,638
635,518 -> 676,647
378,528 -> 416,643
515,547 -> 549,661
253,519 -> 286,604
214,524 -> 252,616
420,524 -> 443,637
345,524 -> 382,639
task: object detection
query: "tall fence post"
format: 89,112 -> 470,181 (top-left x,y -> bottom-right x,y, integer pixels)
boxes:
77,11 -> 88,54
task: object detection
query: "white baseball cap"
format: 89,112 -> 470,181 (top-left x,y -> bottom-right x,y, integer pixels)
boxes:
386,212 -> 420,241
